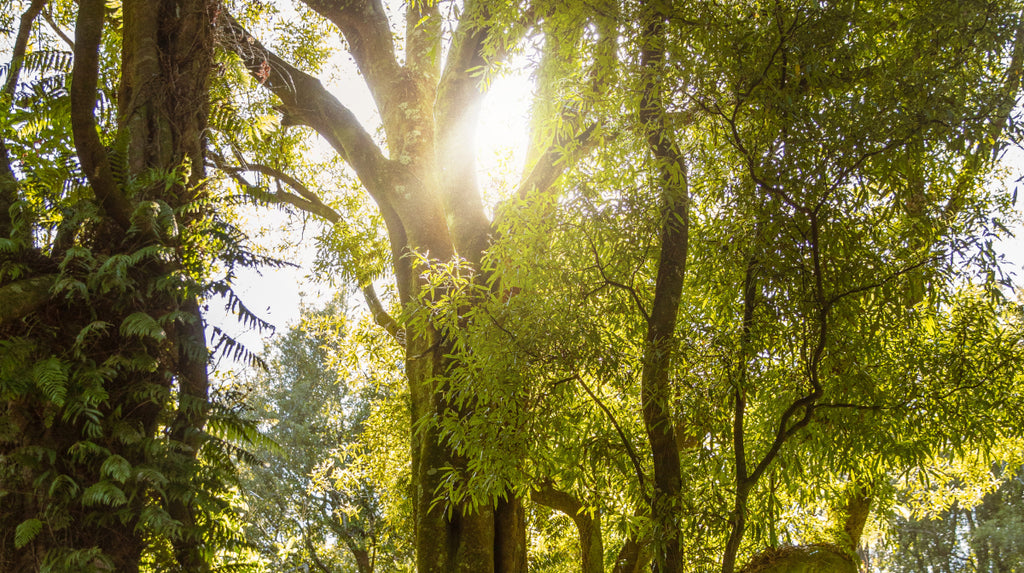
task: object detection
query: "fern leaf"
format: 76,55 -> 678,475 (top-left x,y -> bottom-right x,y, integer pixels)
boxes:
119,312 -> 167,341
33,357 -> 68,407
80,481 -> 127,508
100,455 -> 132,484
14,518 -> 42,549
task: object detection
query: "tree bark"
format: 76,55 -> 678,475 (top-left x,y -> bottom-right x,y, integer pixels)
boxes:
637,7 -> 689,573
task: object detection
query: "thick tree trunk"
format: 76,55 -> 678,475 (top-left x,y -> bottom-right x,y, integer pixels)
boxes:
0,0 -> 214,569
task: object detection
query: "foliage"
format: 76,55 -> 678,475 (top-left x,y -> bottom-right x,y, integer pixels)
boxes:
235,296 -> 413,573
4,0 -> 1024,572
874,463 -> 1024,572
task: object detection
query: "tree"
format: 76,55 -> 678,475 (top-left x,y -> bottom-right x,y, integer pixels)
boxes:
207,0 -> 1024,572
237,297 -> 413,573
0,0 -> 260,570
875,462 -> 1024,572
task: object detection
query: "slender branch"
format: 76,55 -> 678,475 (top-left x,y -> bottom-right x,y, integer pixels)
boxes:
298,521 -> 335,573
210,159 -> 335,222
1,0 -> 48,238
362,283 -> 405,346
576,374 -> 649,499
584,228 -> 651,323
827,256 -> 937,305
209,155 -> 406,343
514,122 -> 602,201
722,255 -> 759,573
42,8 -> 74,50
2,0 -> 47,96
70,0 -> 132,229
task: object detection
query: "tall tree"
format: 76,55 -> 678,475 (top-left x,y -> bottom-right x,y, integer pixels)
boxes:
0,0 -> 257,570
209,0 -> 1024,572
239,298 -> 413,573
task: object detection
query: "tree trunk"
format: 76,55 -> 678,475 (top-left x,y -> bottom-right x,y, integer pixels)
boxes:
637,7 -> 689,573
0,0 -> 214,569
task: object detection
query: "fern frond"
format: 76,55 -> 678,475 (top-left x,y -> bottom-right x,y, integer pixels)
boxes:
14,518 -> 43,549
206,281 -> 275,333
119,312 -> 167,342
80,480 -> 128,507
33,357 -> 68,407
209,327 -> 268,371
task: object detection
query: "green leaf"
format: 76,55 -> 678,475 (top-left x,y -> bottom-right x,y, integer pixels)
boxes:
14,518 -> 42,549
100,454 -> 132,484
119,312 -> 166,342
32,357 -> 68,406
80,481 -> 127,508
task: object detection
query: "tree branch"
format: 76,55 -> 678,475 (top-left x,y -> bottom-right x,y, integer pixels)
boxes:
209,150 -> 344,222
42,8 -> 75,50
361,283 -> 405,346
434,0 -> 494,264
299,0 -> 401,116
1,0 -> 48,238
2,0 -> 47,96
214,9 -> 394,206
70,0 -> 132,229
209,151 -> 406,342
576,374 -> 648,498
530,482 -> 604,573
0,275 -> 56,327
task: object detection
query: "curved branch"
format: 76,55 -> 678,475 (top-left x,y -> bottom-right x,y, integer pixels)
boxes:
214,9 -> 394,206
530,483 -> 605,573
70,0 -> 132,229
299,0 -> 401,111
209,152 -> 405,346
43,9 -> 75,50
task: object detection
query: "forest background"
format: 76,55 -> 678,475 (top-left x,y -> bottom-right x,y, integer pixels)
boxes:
2,0 -> 1024,572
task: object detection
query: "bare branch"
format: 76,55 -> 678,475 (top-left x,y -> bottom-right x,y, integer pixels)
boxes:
42,8 -> 74,50
362,283 -> 405,346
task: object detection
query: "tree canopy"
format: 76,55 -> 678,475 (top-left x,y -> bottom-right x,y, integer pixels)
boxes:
2,0 -> 1024,572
